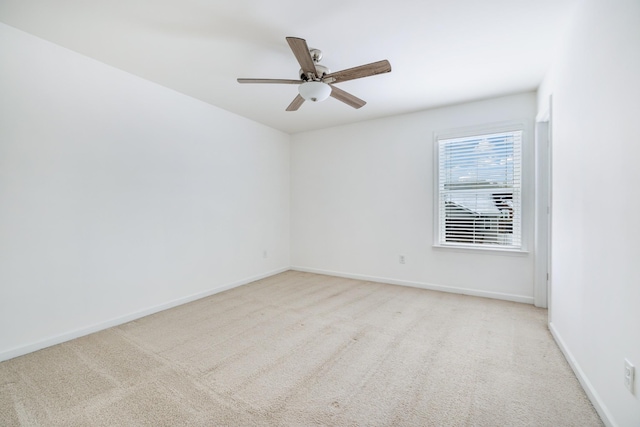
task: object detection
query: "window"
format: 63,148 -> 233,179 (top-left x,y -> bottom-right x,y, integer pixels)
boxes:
436,129 -> 522,249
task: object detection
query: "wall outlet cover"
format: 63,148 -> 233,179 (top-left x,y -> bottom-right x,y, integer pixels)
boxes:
624,359 -> 635,394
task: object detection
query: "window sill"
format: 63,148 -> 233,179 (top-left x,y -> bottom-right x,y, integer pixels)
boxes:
432,244 -> 529,256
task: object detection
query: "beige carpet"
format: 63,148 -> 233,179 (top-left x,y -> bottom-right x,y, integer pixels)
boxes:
1,271 -> 602,426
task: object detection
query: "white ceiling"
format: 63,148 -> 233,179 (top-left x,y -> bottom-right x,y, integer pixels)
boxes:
0,0 -> 578,134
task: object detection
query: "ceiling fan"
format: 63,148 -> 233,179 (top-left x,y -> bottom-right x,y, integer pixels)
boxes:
237,37 -> 392,111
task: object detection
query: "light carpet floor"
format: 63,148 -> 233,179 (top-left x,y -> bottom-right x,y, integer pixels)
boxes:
0,271 -> 602,426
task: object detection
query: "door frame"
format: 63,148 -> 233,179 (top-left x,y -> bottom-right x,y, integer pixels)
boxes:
534,96 -> 553,310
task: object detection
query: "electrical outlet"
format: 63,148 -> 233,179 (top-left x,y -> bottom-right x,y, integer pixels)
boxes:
399,255 -> 406,264
624,359 -> 635,394
263,250 -> 268,259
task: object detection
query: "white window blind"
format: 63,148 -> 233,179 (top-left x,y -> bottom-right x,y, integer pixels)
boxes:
437,130 -> 522,249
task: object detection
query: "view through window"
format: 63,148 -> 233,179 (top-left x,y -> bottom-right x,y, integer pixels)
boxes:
437,130 -> 522,249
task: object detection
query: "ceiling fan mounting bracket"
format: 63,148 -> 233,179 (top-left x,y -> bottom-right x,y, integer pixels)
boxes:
309,48 -> 323,63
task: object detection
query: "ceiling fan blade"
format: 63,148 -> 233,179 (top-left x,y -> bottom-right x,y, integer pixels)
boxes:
324,60 -> 391,84
286,37 -> 317,79
330,85 -> 366,109
237,78 -> 303,84
286,94 -> 305,111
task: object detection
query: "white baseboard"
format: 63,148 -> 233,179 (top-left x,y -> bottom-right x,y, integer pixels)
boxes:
549,322 -> 616,427
290,266 -> 535,304
0,267 -> 289,362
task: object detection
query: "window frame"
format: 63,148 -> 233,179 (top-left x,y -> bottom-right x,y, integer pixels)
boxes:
433,122 -> 528,254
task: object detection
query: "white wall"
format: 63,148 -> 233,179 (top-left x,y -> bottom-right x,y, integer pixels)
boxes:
537,0 -> 640,425
0,23 -> 291,361
291,93 -> 536,303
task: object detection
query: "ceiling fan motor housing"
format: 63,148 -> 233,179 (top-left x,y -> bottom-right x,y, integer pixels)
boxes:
300,64 -> 330,81
299,48 -> 329,80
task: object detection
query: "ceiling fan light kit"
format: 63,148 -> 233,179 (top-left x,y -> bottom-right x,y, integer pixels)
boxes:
237,37 -> 391,111
298,81 -> 331,102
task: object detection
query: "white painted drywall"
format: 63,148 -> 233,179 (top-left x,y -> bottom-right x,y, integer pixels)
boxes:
291,93 -> 536,303
537,0 -> 640,425
0,23 -> 291,360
